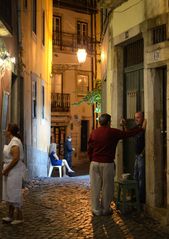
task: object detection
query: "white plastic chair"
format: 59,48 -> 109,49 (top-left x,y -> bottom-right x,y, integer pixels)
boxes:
48,160 -> 63,177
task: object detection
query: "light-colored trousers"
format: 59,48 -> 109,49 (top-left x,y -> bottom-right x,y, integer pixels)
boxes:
89,161 -> 115,215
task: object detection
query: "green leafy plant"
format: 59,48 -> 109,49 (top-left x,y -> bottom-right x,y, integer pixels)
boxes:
73,79 -> 102,113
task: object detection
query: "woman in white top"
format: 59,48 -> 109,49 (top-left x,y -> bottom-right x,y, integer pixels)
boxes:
2,123 -> 25,225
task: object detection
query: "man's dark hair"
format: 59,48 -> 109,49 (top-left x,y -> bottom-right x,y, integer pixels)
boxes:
135,111 -> 144,118
99,113 -> 111,126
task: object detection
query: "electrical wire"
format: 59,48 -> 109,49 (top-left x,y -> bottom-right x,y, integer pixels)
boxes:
114,0 -> 143,13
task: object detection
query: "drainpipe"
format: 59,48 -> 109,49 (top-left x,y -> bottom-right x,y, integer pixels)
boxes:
94,7 -> 98,128
17,0 -> 24,140
91,12 -> 95,129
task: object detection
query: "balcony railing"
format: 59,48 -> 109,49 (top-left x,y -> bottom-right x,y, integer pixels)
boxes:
51,93 -> 70,112
53,31 -> 95,54
53,0 -> 97,14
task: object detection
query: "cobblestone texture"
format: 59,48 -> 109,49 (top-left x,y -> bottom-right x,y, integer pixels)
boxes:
0,163 -> 169,239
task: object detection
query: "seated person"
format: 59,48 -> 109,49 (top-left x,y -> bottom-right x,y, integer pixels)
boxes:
49,143 -> 74,177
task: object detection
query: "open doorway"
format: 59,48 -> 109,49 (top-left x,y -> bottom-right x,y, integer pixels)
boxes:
123,38 -> 144,176
51,126 -> 66,158
81,120 -> 88,152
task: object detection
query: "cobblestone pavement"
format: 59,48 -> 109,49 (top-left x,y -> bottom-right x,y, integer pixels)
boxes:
0,166 -> 169,239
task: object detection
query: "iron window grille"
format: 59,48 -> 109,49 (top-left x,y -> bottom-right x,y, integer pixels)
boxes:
152,24 -> 166,44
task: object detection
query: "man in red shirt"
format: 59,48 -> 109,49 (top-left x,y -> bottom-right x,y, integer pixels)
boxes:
87,113 -> 145,216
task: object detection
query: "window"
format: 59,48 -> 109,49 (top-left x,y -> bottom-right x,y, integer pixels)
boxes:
124,39 -> 144,67
32,0 -> 37,34
52,74 -> 62,93
41,84 -> 45,119
152,24 -> 166,44
77,75 -> 89,95
77,21 -> 88,46
24,0 -> 28,10
53,16 -> 61,45
32,80 -> 37,118
42,10 -> 45,45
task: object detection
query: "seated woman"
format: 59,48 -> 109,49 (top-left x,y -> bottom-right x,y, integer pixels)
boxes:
49,143 -> 74,177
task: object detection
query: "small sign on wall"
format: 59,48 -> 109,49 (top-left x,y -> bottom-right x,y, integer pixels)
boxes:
153,50 -> 160,61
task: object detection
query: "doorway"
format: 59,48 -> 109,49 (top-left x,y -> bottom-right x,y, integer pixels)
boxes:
81,120 -> 88,152
123,66 -> 144,175
123,38 -> 144,176
154,66 -> 167,208
51,126 -> 66,158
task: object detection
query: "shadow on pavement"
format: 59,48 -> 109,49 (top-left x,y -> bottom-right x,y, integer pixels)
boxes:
72,160 -> 90,176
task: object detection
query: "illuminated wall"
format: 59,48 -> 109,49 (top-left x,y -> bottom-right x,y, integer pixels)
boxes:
20,0 -> 53,177
111,0 -> 145,37
52,6 -> 94,163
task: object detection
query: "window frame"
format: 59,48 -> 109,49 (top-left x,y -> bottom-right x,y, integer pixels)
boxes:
53,15 -> 62,46
32,0 -> 37,35
41,82 -> 45,119
77,21 -> 88,46
77,74 -> 89,96
42,10 -> 45,46
32,79 -> 37,119
152,24 -> 166,44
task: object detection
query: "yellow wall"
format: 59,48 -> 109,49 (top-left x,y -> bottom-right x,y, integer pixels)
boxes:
101,29 -> 108,80
100,28 -> 111,113
21,0 -> 52,149
106,41 -> 113,115
145,0 -> 167,18
112,0 -> 145,37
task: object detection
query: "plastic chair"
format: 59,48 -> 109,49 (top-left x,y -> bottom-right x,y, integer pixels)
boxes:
48,159 -> 63,177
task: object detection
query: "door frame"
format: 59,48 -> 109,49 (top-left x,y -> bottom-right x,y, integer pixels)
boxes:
123,64 -> 144,175
154,66 -> 167,208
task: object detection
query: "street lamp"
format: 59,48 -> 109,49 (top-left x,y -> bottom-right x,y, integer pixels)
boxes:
76,48 -> 87,64
53,48 -> 87,72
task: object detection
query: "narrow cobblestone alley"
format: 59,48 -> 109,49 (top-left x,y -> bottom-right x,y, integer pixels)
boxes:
0,162 -> 169,239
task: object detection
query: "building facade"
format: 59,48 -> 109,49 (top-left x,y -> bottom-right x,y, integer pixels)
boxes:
20,0 -> 53,178
98,0 -> 169,224
0,0 -> 53,180
52,0 -> 99,165
0,0 -> 19,198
